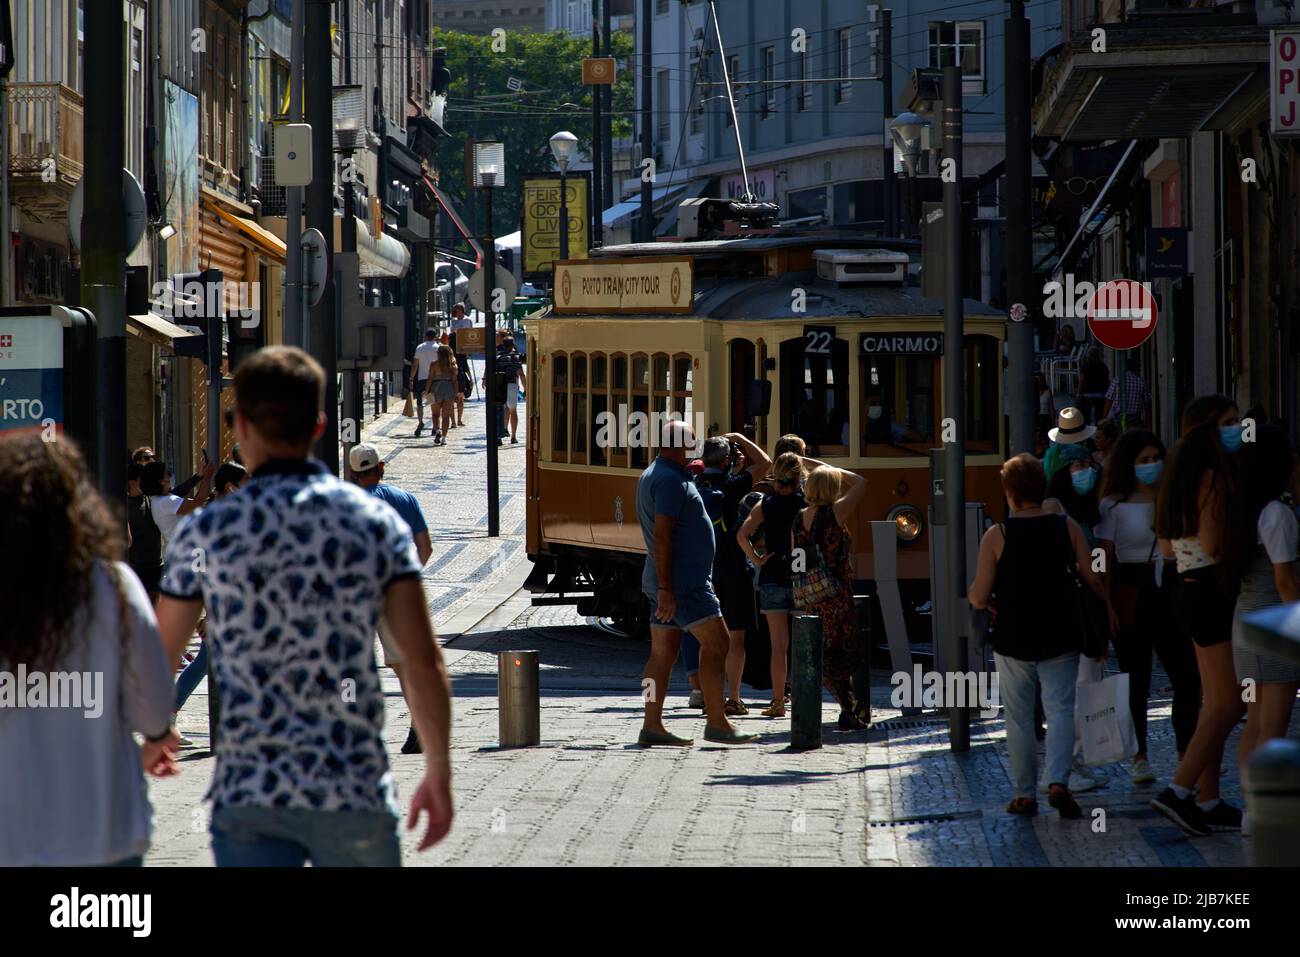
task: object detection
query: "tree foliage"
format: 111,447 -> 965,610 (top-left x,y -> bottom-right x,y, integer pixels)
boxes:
432,28 -> 635,244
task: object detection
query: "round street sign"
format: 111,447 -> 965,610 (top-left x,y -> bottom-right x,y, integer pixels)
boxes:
469,267 -> 518,314
67,169 -> 148,255
1086,279 -> 1158,350
299,228 -> 328,308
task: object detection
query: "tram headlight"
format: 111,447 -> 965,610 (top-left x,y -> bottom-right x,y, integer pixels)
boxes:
887,505 -> 923,543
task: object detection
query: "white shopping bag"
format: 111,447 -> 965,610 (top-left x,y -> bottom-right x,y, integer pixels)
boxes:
1074,663 -> 1138,767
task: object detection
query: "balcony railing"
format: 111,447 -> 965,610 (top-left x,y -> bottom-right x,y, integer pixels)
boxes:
8,83 -> 84,181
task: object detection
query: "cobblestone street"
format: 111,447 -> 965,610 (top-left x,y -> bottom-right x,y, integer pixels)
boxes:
145,394 -> 1294,867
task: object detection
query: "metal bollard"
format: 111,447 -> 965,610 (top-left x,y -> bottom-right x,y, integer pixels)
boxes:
853,595 -> 872,725
497,650 -> 540,748
1245,738 -> 1300,866
790,615 -> 823,750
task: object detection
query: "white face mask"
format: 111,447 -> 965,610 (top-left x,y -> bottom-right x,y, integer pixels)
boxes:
868,405 -> 884,421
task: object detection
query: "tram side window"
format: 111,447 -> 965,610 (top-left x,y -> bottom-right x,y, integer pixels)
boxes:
591,354 -> 608,466
779,336 -> 849,456
631,353 -> 650,468
572,353 -> 588,465
672,354 -> 693,421
861,354 -> 937,456
651,354 -> 670,451
552,352 -> 568,462
964,334 -> 999,453
610,353 -> 628,467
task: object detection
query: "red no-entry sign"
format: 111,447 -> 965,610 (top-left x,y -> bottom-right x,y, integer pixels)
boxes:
1086,279 -> 1158,350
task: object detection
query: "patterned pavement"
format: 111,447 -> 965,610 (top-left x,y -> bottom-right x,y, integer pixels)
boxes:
145,389 -> 1293,866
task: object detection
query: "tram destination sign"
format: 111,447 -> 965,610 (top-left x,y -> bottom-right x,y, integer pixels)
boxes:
859,332 -> 943,355
553,257 -> 694,314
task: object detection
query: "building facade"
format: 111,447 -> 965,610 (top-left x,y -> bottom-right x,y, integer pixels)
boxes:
431,0 -> 546,34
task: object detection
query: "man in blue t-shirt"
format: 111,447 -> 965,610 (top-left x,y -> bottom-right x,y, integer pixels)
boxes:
350,442 -> 433,756
636,420 -> 757,746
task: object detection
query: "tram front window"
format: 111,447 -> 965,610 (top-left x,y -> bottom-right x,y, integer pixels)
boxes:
780,337 -> 849,456
860,355 -> 936,456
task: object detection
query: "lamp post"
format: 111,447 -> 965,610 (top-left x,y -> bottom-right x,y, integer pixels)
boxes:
889,112 -> 929,239
473,141 -> 505,538
332,84 -> 365,469
550,130 -> 578,263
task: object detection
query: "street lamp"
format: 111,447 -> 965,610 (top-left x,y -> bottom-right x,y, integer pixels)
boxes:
549,130 -> 578,262
471,140 -> 505,538
890,111 -> 931,238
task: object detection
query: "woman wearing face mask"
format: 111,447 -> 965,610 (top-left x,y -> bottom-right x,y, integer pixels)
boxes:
1045,443 -> 1101,545
1150,395 -> 1245,837
1096,430 -> 1201,786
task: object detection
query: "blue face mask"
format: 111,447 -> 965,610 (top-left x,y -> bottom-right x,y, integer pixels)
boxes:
1071,468 -> 1098,495
1134,461 -> 1164,486
1220,424 -> 1243,453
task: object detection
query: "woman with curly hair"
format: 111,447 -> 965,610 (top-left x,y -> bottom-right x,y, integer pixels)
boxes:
0,434 -> 178,866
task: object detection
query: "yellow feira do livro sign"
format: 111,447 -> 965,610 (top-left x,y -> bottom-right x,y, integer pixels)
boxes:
522,175 -> 590,275
553,257 -> 694,314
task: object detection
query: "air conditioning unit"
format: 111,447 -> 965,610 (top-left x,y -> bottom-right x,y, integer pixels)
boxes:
813,248 -> 908,285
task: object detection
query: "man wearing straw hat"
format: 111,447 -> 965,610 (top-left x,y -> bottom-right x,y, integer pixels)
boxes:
1043,407 -> 1096,486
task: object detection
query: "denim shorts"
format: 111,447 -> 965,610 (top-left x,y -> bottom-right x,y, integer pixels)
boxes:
644,584 -> 722,632
759,583 -> 795,612
211,805 -> 401,867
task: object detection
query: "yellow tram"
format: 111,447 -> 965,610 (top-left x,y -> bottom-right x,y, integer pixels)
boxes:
521,230 -> 1007,633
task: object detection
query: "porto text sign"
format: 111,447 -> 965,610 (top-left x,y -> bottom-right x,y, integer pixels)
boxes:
860,332 -> 943,355
1272,30 -> 1300,136
0,316 -> 63,432
553,258 -> 693,314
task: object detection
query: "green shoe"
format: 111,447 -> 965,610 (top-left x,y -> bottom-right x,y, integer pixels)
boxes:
637,729 -> 694,747
703,726 -> 759,744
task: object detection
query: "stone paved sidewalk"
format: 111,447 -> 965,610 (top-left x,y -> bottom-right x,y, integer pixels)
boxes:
144,392 -> 1291,867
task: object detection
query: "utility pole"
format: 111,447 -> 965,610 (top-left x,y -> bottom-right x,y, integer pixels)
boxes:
592,0 -> 603,247
602,0 -> 613,210
1005,0 -> 1035,456
0,0 -> 13,307
283,0 -> 305,347
942,49 -> 969,753
881,9 -> 897,237
484,187 -> 500,537
305,0 -> 339,475
82,0 -> 127,496
639,0 -> 652,242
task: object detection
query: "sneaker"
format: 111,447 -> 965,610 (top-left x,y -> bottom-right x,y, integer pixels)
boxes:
176,733 -> 194,748
688,689 -> 705,709
400,727 -> 422,755
1150,787 -> 1211,837
1131,757 -> 1156,784
1201,800 -> 1243,832
1039,766 -> 1100,795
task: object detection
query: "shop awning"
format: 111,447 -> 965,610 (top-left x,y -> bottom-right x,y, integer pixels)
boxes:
127,312 -> 200,350
207,202 -> 288,260
1042,140 -> 1140,280
1033,22 -> 1268,141
356,219 -> 411,278
423,175 -> 484,266
603,183 -> 691,229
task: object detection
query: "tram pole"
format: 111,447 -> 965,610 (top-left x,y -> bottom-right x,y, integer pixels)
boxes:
942,56 -> 970,753
1005,0 -> 1035,456
484,185 -> 500,538
639,0 -> 653,242
881,9 -> 897,237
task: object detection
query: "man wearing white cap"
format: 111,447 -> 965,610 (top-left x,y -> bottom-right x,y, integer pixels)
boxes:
350,442 -> 433,754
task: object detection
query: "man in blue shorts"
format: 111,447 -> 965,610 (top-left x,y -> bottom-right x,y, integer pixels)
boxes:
350,443 -> 434,755
636,419 -> 756,746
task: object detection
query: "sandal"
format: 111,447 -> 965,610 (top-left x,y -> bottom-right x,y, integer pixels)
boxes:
760,701 -> 786,718
1006,797 -> 1038,816
724,698 -> 749,716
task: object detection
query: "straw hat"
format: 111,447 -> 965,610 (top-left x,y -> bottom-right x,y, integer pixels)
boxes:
1048,407 -> 1096,445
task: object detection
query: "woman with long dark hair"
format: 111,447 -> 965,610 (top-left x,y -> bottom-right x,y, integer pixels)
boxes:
0,434 -> 178,866
1150,395 -> 1245,836
1096,429 -> 1201,785
424,344 -> 459,446
1222,424 -> 1300,835
140,458 -> 214,548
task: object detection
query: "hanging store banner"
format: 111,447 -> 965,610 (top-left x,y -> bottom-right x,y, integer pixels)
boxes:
522,173 -> 590,276
1271,29 -> 1300,136
553,257 -> 694,314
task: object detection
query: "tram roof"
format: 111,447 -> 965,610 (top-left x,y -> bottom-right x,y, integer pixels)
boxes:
536,271 -> 1004,322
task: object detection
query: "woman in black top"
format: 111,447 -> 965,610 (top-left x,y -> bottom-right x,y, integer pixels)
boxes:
970,453 -> 1112,819
738,451 -> 821,718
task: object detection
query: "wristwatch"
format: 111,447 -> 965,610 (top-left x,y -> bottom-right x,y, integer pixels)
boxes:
145,725 -> 174,743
